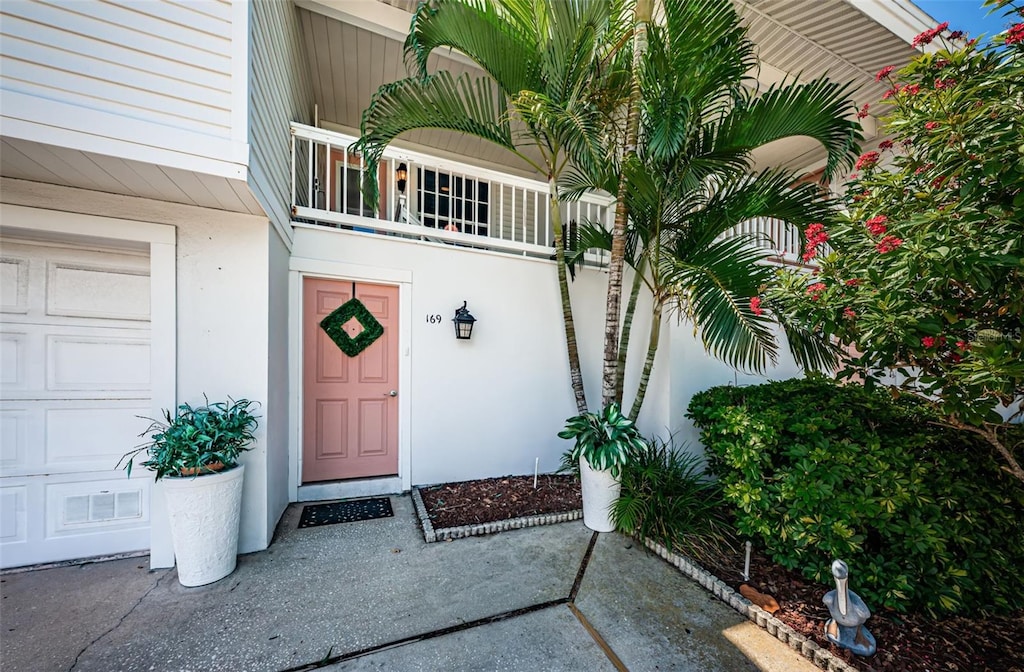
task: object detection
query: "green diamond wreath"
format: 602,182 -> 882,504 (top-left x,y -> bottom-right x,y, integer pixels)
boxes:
320,298 -> 384,357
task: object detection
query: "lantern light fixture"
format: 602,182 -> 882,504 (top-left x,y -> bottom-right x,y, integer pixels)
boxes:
452,301 -> 476,340
396,162 -> 408,195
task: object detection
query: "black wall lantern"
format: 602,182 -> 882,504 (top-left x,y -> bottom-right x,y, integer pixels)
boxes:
396,162 -> 408,195
452,301 -> 477,340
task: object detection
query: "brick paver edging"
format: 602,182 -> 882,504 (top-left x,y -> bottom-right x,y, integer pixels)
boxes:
410,487 -> 583,543
642,538 -> 860,672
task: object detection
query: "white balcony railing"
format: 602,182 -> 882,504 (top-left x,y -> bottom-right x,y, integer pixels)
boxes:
290,123 -> 614,260
289,122 -> 805,265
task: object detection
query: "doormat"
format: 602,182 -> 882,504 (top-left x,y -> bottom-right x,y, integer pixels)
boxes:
298,497 -> 394,528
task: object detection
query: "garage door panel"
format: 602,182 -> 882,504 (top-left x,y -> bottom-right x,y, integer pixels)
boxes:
0,256 -> 29,313
0,408 -> 30,469
0,475 -> 149,568
0,236 -> 152,568
1,331 -> 27,388
2,324 -> 150,398
46,405 -> 150,470
47,262 -> 150,321
0,486 -> 28,544
48,335 -> 150,391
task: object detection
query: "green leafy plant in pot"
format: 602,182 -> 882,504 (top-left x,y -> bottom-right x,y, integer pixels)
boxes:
119,396 -> 260,587
559,402 -> 646,532
119,397 -> 260,479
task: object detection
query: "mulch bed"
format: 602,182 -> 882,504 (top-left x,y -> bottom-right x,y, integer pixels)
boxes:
416,474 -> 1023,672
417,473 -> 581,530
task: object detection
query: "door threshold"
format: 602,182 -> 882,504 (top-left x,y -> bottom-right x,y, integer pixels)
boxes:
297,477 -> 403,502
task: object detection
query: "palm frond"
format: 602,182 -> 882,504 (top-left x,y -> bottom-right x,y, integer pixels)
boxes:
353,71 -> 519,207
715,77 -> 863,179
662,236 -> 779,372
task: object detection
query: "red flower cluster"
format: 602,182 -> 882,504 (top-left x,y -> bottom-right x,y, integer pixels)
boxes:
1006,23 -> 1024,45
750,296 -> 763,317
865,215 -> 888,236
806,283 -> 826,300
934,78 -> 956,89
957,340 -> 969,350
802,223 -> 829,262
844,278 -> 860,286
856,104 -> 870,120
931,175 -> 948,189
912,22 -> 949,48
875,236 -> 903,253
875,65 -> 895,82
855,151 -> 880,171
901,83 -> 921,96
948,31 -> 965,41
882,88 -> 899,100
925,121 -> 938,130
878,139 -> 894,150
843,307 -> 857,319
921,336 -> 936,348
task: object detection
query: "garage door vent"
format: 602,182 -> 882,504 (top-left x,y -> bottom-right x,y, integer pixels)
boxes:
65,491 -> 142,525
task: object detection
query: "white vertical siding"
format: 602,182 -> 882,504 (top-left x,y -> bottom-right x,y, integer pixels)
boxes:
0,0 -> 247,174
248,0 -> 314,236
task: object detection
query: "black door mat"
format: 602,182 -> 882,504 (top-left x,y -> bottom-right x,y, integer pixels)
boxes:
298,497 -> 394,528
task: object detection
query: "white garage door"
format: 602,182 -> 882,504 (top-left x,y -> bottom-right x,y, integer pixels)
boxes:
1,236 -> 153,568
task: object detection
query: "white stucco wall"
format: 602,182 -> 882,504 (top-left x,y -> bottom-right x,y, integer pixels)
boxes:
174,216 -> 272,556
265,230 -> 291,537
291,225 -> 806,487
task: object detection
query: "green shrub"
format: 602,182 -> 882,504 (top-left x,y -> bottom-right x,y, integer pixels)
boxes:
687,377 -> 1024,616
612,439 -> 734,564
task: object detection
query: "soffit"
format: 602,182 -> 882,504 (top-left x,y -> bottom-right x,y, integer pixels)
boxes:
302,0 -> 927,176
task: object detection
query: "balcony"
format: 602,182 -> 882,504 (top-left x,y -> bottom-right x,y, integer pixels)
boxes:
290,123 -> 804,264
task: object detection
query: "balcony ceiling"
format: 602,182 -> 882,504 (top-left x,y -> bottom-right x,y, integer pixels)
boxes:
300,0 -> 927,179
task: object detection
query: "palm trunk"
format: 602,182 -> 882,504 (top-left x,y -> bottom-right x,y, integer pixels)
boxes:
602,0 -> 653,409
614,262 -> 645,406
549,177 -> 588,414
629,297 -> 664,421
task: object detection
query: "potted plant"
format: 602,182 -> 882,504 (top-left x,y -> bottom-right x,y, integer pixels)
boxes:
558,402 -> 646,532
119,397 -> 260,587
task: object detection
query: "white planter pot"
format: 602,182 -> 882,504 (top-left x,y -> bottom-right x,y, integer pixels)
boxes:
162,465 -> 245,587
579,456 -> 621,533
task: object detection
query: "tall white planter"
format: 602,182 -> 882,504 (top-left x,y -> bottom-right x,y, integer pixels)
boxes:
579,457 -> 621,533
162,465 -> 245,587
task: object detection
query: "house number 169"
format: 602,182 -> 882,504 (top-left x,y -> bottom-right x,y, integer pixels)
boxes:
426,314 -> 443,324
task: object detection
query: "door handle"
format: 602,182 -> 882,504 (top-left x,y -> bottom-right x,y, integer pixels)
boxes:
387,390 -> 398,397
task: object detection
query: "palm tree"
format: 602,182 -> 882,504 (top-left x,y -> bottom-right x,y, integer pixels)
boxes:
354,0 -> 632,414
571,0 -> 861,419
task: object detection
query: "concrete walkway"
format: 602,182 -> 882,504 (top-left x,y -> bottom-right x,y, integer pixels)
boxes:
1,495 -> 814,671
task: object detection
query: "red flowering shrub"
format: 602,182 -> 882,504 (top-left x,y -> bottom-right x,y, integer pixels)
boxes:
769,7 -> 1024,484
854,150 -> 879,170
749,296 -> 763,316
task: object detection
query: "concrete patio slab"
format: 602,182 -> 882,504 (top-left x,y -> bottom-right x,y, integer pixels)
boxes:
1,495 -> 821,672
571,534 -> 816,672
323,605 -> 616,671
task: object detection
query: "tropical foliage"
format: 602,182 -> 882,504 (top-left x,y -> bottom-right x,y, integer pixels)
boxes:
611,438 -> 734,563
355,0 -> 633,414
558,402 -> 647,477
688,378 -> 1024,616
767,11 -> 1024,482
569,0 -> 861,419
120,398 -> 260,480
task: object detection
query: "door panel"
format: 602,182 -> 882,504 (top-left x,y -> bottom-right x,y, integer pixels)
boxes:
302,279 -> 398,482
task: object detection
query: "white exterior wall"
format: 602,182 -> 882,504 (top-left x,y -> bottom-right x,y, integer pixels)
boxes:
0,0 -> 248,178
173,217 -> 272,557
265,231 -> 291,538
291,226 -> 804,486
247,0 -> 314,239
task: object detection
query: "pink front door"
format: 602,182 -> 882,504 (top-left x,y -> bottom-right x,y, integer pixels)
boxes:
302,278 -> 399,482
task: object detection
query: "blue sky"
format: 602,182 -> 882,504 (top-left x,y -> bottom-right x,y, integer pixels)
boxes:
911,1 -> 1014,42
